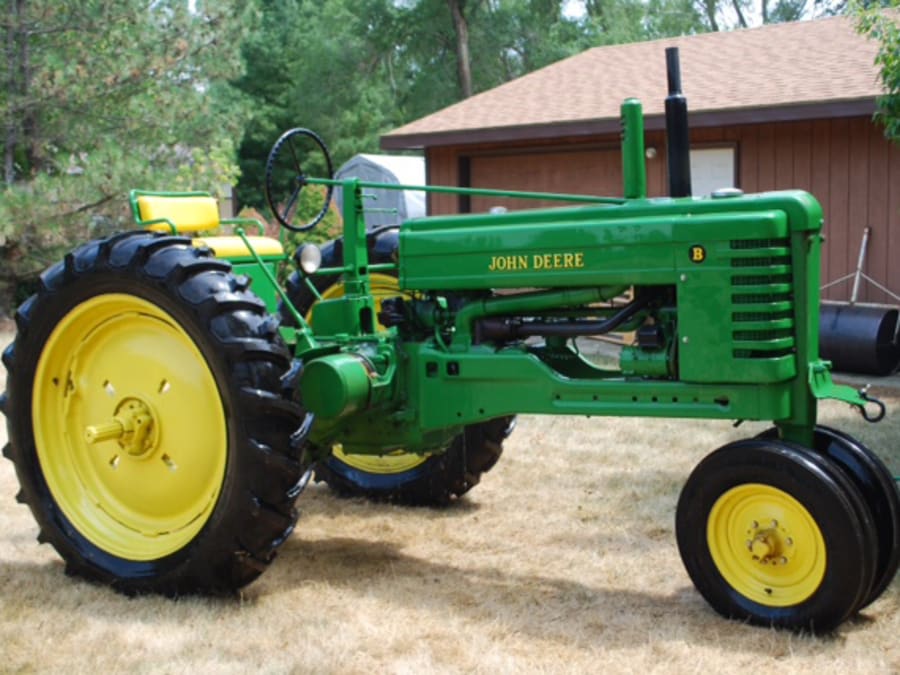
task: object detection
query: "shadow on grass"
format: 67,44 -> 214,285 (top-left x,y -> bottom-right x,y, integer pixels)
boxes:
267,532 -> 890,648
298,482 -> 485,517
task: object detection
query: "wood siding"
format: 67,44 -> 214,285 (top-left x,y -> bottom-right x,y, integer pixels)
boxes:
425,117 -> 900,304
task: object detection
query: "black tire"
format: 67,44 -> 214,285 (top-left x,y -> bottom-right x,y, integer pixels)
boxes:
676,438 -> 878,632
758,425 -> 900,609
1,231 -> 310,595
284,251 -> 514,505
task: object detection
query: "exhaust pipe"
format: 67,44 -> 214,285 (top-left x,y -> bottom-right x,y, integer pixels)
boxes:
665,47 -> 692,198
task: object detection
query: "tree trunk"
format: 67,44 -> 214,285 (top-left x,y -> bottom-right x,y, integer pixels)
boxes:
20,0 -> 37,174
4,0 -> 22,185
699,0 -> 720,32
732,0 -> 748,28
447,0 -> 473,99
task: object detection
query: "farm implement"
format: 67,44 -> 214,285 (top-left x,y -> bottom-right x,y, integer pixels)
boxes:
1,49 -> 897,632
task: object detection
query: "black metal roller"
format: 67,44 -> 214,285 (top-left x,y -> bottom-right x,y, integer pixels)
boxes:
264,128 -> 334,233
820,303 -> 900,376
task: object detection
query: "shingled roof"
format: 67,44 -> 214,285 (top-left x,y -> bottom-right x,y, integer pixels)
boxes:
382,15 -> 885,150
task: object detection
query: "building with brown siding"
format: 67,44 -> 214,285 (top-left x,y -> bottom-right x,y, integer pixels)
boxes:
381,15 -> 899,304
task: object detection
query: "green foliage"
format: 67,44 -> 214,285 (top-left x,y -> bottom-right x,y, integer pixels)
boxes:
767,0 -> 808,23
855,2 -> 900,142
468,1 -> 590,80
644,0 -> 706,38
232,0 -> 400,212
0,0 -> 255,313
582,0 -> 658,41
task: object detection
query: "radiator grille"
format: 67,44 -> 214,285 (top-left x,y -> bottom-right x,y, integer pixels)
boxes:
729,238 -> 795,360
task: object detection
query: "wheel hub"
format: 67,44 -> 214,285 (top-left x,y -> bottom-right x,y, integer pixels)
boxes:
746,520 -> 792,566
85,397 -> 158,457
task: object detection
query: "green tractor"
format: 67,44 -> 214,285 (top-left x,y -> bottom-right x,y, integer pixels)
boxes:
2,49 -> 897,632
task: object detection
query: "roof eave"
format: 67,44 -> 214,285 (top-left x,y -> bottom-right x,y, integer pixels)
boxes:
380,98 -> 878,150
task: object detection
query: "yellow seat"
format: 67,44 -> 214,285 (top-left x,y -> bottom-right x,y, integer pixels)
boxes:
135,194 -> 221,234
192,236 -> 284,260
129,190 -> 284,260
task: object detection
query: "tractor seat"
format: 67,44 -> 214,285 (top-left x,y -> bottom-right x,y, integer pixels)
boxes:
129,189 -> 284,262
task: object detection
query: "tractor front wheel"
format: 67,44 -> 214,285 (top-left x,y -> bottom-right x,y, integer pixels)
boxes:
756,425 -> 900,609
1,232 -> 309,595
676,438 -> 878,632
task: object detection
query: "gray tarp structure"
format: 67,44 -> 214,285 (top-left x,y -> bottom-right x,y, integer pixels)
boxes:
333,154 -> 425,228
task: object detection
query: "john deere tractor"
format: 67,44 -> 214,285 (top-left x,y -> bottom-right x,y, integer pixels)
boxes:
2,49 -> 897,632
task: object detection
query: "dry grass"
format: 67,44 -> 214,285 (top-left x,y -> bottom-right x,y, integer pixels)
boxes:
1,326 -> 899,674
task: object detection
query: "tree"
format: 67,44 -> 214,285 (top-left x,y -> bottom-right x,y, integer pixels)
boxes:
707,0 -> 847,29
644,0 -> 707,38
856,2 -> 900,142
232,0 -> 402,211
447,0 -> 475,97
480,0 -> 590,76
1,0 -> 255,311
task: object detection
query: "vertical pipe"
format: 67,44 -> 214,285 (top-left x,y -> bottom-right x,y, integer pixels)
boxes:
341,178 -> 369,297
849,227 -> 870,305
665,47 -> 692,198
621,98 -> 647,199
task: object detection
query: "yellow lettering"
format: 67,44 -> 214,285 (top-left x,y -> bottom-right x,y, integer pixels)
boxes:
490,254 -> 532,272
499,251 -> 587,271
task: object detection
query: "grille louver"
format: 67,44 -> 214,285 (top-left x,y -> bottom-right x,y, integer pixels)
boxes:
729,239 -> 795,360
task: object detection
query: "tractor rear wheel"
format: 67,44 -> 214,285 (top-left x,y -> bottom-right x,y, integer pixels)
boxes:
314,415 -> 515,505
284,265 -> 514,505
676,438 -> 878,632
1,232 -> 309,595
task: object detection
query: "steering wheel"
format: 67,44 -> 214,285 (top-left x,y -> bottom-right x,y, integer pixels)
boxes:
264,128 -> 334,232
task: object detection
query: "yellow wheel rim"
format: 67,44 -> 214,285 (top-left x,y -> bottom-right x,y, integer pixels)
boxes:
33,293 -> 227,561
707,484 -> 826,607
313,273 -> 428,475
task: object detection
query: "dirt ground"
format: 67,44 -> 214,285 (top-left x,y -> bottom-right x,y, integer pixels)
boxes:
1,326 -> 899,674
